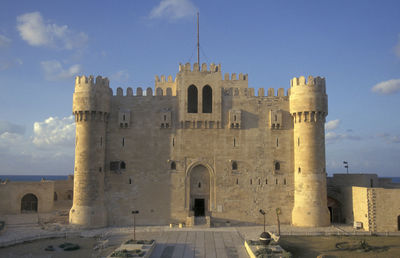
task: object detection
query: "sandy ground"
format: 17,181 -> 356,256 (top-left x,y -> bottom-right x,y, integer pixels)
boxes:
279,235 -> 400,258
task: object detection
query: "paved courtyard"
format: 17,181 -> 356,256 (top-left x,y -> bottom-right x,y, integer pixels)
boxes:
146,229 -> 248,258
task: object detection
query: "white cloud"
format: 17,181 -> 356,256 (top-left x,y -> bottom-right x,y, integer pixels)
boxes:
0,116 -> 77,174
41,60 -> 82,81
325,119 -> 340,131
17,12 -> 88,49
372,79 -> 400,95
0,34 -> 11,47
0,121 -> 25,135
33,116 -> 75,147
325,119 -> 361,143
150,0 -> 198,20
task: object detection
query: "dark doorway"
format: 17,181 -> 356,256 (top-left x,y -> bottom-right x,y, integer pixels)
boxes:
21,193 -> 38,213
194,198 -> 205,217
327,197 -> 342,223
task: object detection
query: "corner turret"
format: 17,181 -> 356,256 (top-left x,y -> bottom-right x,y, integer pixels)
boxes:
69,75 -> 111,228
289,75 -> 330,227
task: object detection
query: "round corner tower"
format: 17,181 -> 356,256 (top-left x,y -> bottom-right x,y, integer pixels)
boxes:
69,75 -> 111,228
289,75 -> 330,227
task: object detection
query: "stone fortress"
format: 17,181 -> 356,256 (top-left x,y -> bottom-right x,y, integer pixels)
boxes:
69,62 -> 331,229
0,62 -> 399,233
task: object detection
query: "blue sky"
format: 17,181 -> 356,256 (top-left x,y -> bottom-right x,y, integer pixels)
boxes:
0,0 -> 399,176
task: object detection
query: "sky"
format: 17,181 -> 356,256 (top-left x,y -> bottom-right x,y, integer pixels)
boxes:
0,0 -> 399,177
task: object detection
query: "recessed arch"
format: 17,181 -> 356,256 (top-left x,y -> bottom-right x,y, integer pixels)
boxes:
187,85 -> 198,113
202,85 -> 212,113
21,193 -> 38,213
185,161 -> 215,216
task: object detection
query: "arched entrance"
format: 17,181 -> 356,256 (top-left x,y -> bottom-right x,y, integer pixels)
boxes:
189,165 -> 210,217
21,193 -> 38,213
327,197 -> 342,223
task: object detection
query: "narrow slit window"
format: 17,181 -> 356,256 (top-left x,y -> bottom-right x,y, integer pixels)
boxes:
171,161 -> 176,170
298,167 -> 301,173
123,114 -> 126,121
164,115 -> 166,121
122,137 -> 125,146
250,179 -> 252,185
236,178 -> 239,185
276,138 -> 279,147
129,178 -> 132,184
298,137 -> 300,146
265,179 -> 268,184
276,179 -> 278,184
284,178 -> 287,185
258,179 -> 261,185
234,138 -> 236,147
198,182 -> 201,188
172,137 -> 175,147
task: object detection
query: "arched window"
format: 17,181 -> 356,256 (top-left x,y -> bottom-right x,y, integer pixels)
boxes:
171,161 -> 176,170
202,85 -> 212,113
232,161 -> 238,170
21,193 -> 38,213
120,161 -> 126,169
187,85 -> 198,113
275,162 -> 280,171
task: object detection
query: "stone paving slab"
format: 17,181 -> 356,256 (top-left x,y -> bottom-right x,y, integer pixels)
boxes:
148,230 -> 247,258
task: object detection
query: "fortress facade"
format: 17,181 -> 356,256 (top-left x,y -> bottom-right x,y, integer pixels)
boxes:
69,62 -> 330,228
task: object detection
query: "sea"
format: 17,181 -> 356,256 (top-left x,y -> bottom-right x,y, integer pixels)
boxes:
0,175 -> 399,183
0,175 -> 69,181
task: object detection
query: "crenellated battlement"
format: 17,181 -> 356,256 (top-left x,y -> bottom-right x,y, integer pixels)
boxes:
178,62 -> 221,73
113,87 -> 175,97
74,75 -> 110,93
290,75 -> 325,90
155,75 -> 175,83
223,87 -> 288,97
223,72 -> 248,81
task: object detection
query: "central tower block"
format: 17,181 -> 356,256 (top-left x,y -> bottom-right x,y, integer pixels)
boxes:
69,75 -> 111,228
289,76 -> 330,227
